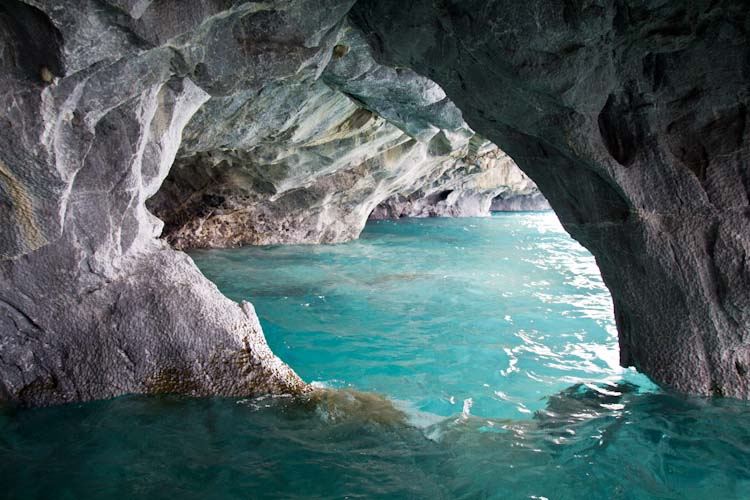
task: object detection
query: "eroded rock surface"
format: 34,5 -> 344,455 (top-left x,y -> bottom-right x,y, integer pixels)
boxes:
370,142 -> 545,219
1,0 -> 747,404
0,0 -> 359,404
148,23 -> 541,248
490,193 -> 550,212
351,0 -> 750,397
0,0 -> 539,405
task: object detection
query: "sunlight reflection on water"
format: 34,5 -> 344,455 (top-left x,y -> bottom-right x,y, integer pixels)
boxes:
2,213 -> 749,500
192,211 -> 656,419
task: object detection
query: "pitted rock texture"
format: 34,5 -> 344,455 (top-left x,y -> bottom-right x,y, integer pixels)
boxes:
351,0 -> 750,398
148,22 -> 541,249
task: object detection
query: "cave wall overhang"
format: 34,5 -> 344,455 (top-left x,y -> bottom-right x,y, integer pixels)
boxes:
149,21 -> 542,249
0,0 -> 748,405
349,0 -> 750,397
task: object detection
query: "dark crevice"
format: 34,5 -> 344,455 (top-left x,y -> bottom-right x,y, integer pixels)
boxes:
597,92 -> 643,167
705,221 -> 730,314
642,52 -> 668,92
0,0 -> 64,82
613,299 -> 633,368
434,189 -> 453,202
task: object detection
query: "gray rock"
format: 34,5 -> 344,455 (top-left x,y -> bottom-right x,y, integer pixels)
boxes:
149,22 -> 539,248
490,193 -> 550,212
371,142 -> 547,219
350,0 -> 750,398
0,0 -> 359,404
0,0 -> 747,405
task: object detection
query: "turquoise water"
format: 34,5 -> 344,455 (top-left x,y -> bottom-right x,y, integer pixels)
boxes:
2,213 -> 749,499
196,212 -> 654,420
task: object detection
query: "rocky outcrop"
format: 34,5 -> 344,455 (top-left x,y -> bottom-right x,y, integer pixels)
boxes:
490,193 -> 550,212
370,143 -> 546,219
351,0 -> 750,398
148,24 -> 539,249
0,0 -> 359,404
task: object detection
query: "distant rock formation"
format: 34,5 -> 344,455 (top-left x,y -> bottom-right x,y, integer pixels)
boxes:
370,144 -> 546,219
490,193 -> 550,213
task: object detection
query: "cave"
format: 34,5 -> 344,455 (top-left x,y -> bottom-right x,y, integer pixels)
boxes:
0,0 -> 749,496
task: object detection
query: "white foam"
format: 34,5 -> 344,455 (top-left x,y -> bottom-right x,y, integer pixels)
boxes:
462,398 -> 473,418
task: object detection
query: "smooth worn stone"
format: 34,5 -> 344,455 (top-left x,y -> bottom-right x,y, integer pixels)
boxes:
0,0 -> 353,404
149,22 -> 541,249
490,193 -> 551,212
370,144 -> 545,219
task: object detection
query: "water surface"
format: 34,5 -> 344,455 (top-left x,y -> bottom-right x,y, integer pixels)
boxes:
195,212 -> 652,419
2,213 -> 748,499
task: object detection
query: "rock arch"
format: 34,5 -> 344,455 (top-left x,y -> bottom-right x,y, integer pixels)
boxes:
0,0 -> 747,404
350,0 -> 750,397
